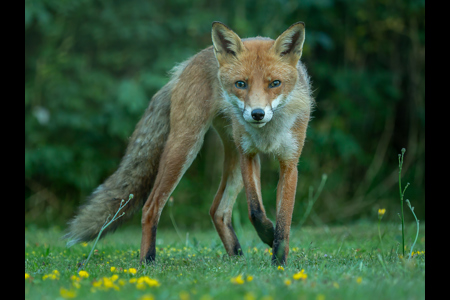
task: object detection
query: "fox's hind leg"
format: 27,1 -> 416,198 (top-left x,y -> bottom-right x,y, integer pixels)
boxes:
209,117 -> 244,256
139,58 -> 217,264
139,125 -> 208,263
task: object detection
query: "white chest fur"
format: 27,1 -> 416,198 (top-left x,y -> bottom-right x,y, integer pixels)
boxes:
240,110 -> 300,160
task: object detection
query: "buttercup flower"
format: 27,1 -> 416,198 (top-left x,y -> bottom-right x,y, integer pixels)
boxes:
128,268 -> 137,275
378,209 -> 386,219
293,269 -> 308,280
78,270 -> 89,278
230,274 -> 245,285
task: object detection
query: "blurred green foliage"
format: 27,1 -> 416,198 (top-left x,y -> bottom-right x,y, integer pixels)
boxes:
25,0 -> 425,228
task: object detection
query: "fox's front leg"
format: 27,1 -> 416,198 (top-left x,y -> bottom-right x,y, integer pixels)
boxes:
272,160 -> 298,265
240,152 -> 275,247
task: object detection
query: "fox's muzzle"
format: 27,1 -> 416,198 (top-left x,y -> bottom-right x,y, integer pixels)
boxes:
251,109 -> 265,121
243,106 -> 274,128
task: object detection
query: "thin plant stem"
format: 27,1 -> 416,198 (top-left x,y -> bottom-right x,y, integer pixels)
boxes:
406,200 -> 420,259
378,219 -> 383,248
168,197 -> 183,242
299,174 -> 327,227
398,148 -> 409,257
78,194 -> 133,272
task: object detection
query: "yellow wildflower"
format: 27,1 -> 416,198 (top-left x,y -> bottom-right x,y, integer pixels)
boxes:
277,266 -> 284,271
128,268 -> 137,275
43,270 -> 60,281
81,242 -> 88,247
139,295 -> 155,300
92,280 -> 102,288
246,275 -> 254,282
356,277 -> 362,284
293,269 -> 307,280
284,279 -> 292,286
78,270 -> 89,278
138,276 -> 161,288
103,277 -> 120,290
333,282 -> 340,289
110,266 -> 116,272
378,209 -> 386,219
25,273 -> 30,280
230,274 -> 245,285
60,287 -> 77,299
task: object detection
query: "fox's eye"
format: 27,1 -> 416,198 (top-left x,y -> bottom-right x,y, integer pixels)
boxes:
235,81 -> 247,89
269,80 -> 281,88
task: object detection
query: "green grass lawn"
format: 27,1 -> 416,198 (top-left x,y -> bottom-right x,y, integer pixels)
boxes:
25,222 -> 425,300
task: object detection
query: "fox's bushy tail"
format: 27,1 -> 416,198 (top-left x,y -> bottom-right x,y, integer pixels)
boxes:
64,84 -> 173,247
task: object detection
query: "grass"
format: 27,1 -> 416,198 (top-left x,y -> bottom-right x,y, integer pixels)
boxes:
25,222 -> 425,300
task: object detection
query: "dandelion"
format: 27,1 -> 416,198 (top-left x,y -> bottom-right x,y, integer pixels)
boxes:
356,277 -> 363,284
25,273 -> 30,280
103,277 -> 120,291
230,274 -> 245,285
246,275 -> 254,282
111,274 -> 119,282
110,266 -> 116,272
128,268 -> 137,275
293,269 -> 308,280
78,270 -> 89,278
43,270 -> 60,280
81,242 -> 88,247
284,279 -> 292,286
60,287 -> 77,299
277,266 -> 284,271
92,280 -> 102,288
139,295 -> 155,300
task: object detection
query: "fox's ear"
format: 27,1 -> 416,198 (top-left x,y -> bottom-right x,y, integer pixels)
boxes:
212,22 -> 245,65
272,22 -> 306,66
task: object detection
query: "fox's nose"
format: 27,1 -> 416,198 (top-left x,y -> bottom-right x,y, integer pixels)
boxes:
251,109 -> 265,121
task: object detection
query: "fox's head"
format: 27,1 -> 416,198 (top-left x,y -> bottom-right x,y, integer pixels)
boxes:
212,22 -> 306,128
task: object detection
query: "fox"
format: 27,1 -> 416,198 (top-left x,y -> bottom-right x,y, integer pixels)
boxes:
65,21 -> 314,265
